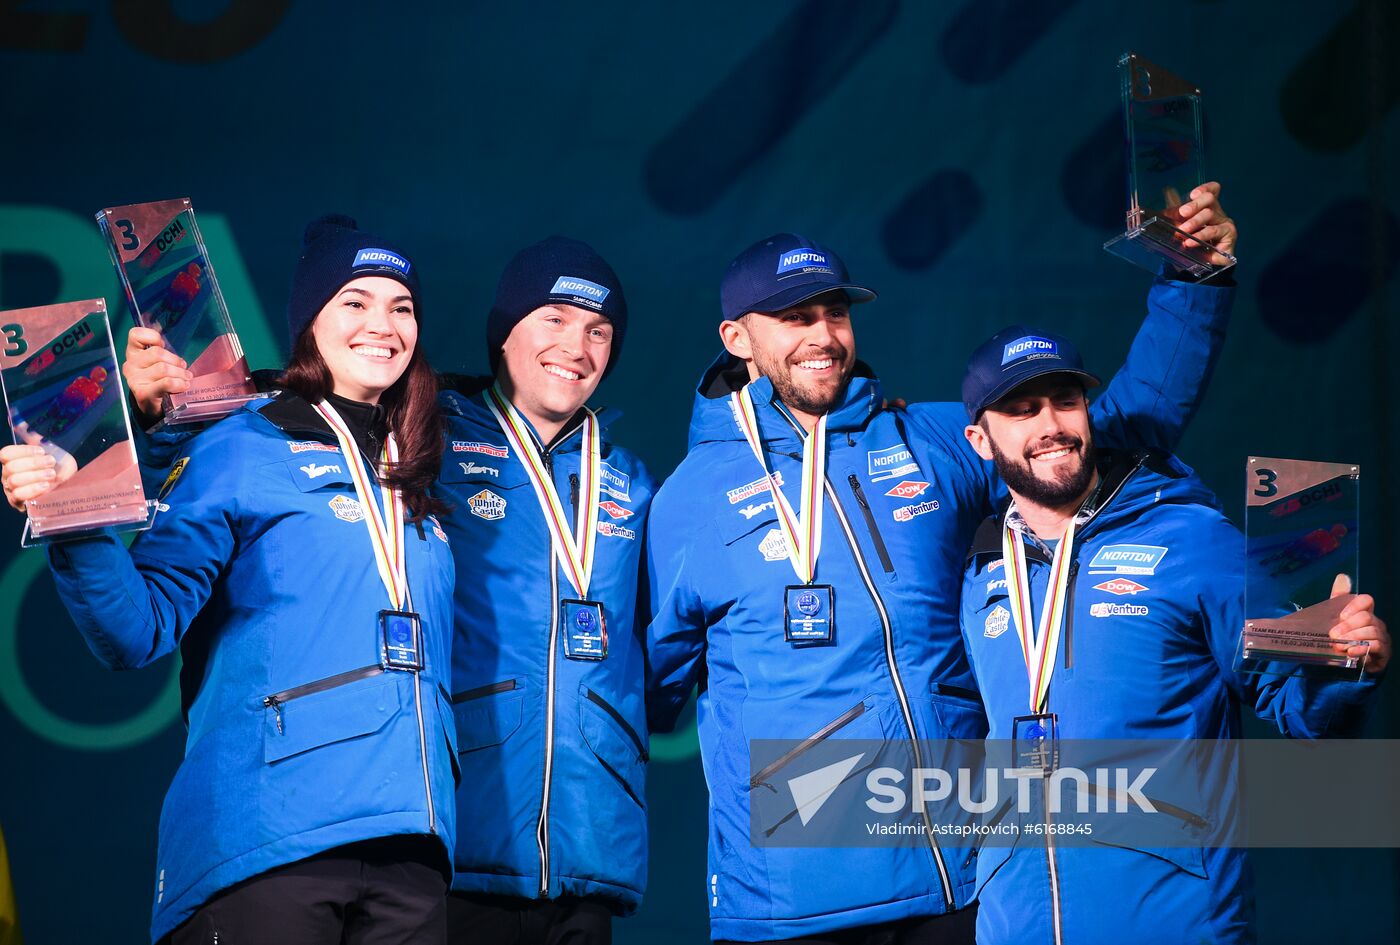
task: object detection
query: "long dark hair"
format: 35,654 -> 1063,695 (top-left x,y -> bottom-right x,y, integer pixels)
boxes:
281,329 -> 447,521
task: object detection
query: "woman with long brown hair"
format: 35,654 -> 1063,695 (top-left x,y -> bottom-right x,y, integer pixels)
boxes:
0,216 -> 458,944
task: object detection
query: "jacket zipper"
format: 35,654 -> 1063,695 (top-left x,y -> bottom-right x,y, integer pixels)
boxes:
846,475 -> 895,574
1045,785 -> 1064,945
570,473 -> 580,519
536,448 -> 562,898
262,664 -> 385,734
583,687 -> 648,761
769,407 -> 954,904
825,481 -> 955,905
1063,561 -> 1080,669
749,701 -> 865,791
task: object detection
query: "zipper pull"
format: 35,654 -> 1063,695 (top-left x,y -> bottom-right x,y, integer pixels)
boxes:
569,473 -> 580,518
848,474 -> 871,510
264,695 -> 284,734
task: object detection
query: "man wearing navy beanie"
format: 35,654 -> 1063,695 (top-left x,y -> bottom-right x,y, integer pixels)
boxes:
439,236 -> 655,945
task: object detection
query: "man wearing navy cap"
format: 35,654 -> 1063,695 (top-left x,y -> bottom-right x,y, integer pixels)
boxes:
646,185 -> 1241,944
957,326 -> 1388,945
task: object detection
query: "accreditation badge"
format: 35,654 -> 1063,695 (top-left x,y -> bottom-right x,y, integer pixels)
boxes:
561,599 -> 607,661
1012,712 -> 1059,775
784,584 -> 835,645
379,609 -> 424,671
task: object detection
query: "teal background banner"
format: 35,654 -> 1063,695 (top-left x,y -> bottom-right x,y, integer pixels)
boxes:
1,2 -> 1395,942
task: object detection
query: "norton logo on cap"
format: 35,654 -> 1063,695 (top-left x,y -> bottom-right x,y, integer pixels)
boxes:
550,275 -> 610,308
1001,335 -> 1058,366
353,247 -> 411,276
775,248 -> 835,277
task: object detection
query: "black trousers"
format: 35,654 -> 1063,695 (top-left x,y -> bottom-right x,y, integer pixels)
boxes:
445,892 -> 613,945
714,904 -> 977,945
163,836 -> 448,945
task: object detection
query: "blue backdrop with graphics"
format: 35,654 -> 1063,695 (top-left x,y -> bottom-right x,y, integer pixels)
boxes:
1,2 -> 1396,942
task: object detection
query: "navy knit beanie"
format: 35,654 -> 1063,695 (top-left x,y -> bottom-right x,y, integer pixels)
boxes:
486,236 -> 628,378
286,214 -> 421,345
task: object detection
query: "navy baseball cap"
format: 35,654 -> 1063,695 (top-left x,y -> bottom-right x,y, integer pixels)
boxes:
720,233 -> 876,322
962,325 -> 1101,421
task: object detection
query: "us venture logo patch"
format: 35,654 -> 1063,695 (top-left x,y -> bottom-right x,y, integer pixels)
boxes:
1087,544 -> 1168,576
1090,603 -> 1149,617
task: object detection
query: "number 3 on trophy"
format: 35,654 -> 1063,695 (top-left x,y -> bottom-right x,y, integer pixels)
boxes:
1253,467 -> 1278,498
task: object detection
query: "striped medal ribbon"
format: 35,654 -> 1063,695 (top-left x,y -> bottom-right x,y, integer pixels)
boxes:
1001,511 -> 1078,714
730,385 -> 828,585
313,401 -> 409,611
485,383 -> 601,600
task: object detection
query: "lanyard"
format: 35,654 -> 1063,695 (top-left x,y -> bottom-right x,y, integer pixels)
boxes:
730,385 -> 827,585
485,383 -> 601,600
1001,512 -> 1077,714
313,401 -> 409,610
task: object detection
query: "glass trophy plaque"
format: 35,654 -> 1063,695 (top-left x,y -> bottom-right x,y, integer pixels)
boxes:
0,299 -> 152,544
1237,457 -> 1365,680
97,197 -> 263,424
1103,52 -> 1237,279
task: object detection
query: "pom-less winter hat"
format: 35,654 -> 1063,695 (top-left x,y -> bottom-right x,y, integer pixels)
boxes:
486,236 -> 628,378
286,214 -> 421,344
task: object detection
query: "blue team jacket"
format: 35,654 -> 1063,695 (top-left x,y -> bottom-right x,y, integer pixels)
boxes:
959,450 -> 1379,945
436,388 -> 656,912
645,276 -> 1235,941
47,395 -> 458,943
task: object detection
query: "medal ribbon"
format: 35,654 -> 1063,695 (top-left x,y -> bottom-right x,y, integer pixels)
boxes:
313,401 -> 408,610
485,383 -> 601,599
730,385 -> 827,585
1001,513 -> 1077,714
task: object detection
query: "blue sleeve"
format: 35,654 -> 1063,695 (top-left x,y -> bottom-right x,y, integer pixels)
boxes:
1199,515 -> 1379,738
46,429 -> 242,671
643,476 -> 709,734
1088,276 -> 1234,453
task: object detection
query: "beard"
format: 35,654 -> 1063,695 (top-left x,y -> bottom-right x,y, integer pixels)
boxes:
750,342 -> 854,417
988,431 -> 1097,510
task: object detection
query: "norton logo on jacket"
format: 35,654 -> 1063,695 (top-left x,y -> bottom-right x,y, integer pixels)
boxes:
328,495 -> 364,523
867,445 -> 918,482
728,471 -> 783,504
469,489 -> 507,521
600,461 -> 631,501
1087,544 -> 1168,575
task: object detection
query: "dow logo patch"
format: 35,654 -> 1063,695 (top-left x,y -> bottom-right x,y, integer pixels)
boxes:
884,480 -> 928,499
599,500 -> 633,520
468,489 -> 507,521
1094,578 -> 1149,596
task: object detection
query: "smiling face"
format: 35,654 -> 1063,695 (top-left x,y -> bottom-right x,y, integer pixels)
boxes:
719,290 -> 856,429
497,303 -> 613,438
309,276 -> 418,405
965,374 -> 1097,510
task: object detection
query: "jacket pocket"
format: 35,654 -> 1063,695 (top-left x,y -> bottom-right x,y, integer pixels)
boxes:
262,669 -> 399,763
578,685 -> 648,807
929,683 -> 989,740
451,678 -> 524,752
